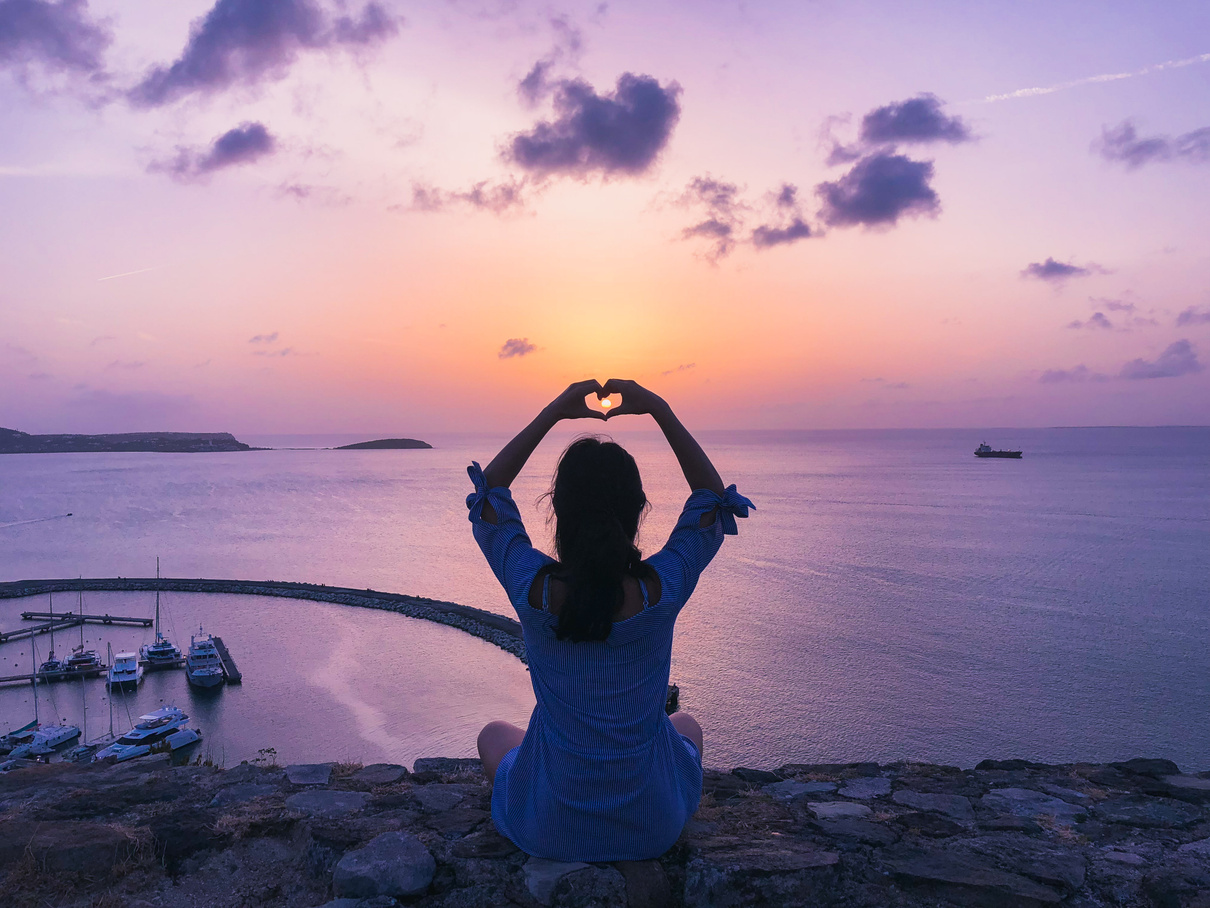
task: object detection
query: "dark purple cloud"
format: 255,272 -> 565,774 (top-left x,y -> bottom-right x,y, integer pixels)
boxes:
752,219 -> 811,248
129,0 -> 399,107
751,183 -> 813,249
1119,340 -> 1202,380
859,93 -> 972,146
249,331 -> 278,343
1094,297 -> 1135,313
816,151 -> 939,228
498,338 -> 536,359
660,363 -> 695,376
153,121 -> 276,181
0,0 -> 110,76
1067,312 -> 1113,330
517,14 -> 582,106
1095,120 -> 1210,169
1176,307 -> 1210,327
1021,258 -> 1093,282
507,72 -> 681,178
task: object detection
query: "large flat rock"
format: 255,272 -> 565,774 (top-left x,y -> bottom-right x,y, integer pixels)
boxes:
285,790 -> 370,817
285,763 -> 333,786
882,846 -> 1062,904
981,787 -> 1086,824
353,763 -> 409,786
684,842 -> 839,907
333,830 -> 435,899
893,789 -> 975,820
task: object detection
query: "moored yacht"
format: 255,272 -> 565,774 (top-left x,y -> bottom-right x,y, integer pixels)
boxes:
107,651 -> 144,689
95,706 -> 189,762
63,644 -> 104,677
186,627 -> 224,688
6,724 -> 81,760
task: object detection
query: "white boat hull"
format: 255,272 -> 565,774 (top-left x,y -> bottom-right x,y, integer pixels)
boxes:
186,670 -> 224,688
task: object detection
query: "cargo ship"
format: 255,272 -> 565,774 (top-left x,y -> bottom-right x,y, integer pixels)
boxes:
975,442 -> 1022,459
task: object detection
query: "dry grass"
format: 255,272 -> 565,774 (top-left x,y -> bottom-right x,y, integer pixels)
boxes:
212,800 -> 293,840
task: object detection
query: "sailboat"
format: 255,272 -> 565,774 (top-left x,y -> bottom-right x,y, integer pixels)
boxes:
140,558 -> 182,669
2,633 -> 79,764
63,589 -> 104,678
36,592 -> 67,679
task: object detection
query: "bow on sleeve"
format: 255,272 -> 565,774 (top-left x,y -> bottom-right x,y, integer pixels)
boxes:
710,484 -> 756,535
465,461 -> 497,519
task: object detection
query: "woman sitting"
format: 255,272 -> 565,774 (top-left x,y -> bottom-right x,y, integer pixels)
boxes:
468,378 -> 753,861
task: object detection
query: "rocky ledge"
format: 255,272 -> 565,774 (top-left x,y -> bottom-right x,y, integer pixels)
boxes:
2,755 -> 1208,907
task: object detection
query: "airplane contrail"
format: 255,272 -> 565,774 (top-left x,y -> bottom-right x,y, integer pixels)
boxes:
97,265 -> 165,282
0,513 -> 73,530
978,51 -> 1210,103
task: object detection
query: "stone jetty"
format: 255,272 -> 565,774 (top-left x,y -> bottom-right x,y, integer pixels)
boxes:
0,578 -> 527,663
2,754 -> 1208,907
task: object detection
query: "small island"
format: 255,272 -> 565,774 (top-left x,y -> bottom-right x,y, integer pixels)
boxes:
0,427 -> 252,454
335,438 -> 433,450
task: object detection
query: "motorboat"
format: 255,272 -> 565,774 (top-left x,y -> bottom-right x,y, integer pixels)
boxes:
6,724 -> 81,759
186,627 -> 224,688
107,652 -> 144,689
0,758 -> 35,773
95,706 -> 189,762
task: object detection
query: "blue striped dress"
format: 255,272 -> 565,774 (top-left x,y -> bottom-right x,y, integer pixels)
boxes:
466,462 -> 754,861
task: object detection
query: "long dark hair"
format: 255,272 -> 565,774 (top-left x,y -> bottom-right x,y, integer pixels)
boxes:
548,436 -> 649,642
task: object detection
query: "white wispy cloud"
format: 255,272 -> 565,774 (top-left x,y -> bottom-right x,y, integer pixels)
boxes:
979,52 -> 1210,103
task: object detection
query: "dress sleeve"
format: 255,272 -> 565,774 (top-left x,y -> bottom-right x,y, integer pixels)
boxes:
645,485 -> 754,612
466,461 -> 554,612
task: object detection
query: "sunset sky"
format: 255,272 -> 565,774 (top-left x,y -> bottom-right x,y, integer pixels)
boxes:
2,0 -> 1208,434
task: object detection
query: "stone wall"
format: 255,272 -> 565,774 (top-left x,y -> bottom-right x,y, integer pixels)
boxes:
2,754 -> 1208,907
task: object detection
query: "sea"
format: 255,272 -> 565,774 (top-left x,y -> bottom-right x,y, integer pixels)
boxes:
1,426 -> 1207,771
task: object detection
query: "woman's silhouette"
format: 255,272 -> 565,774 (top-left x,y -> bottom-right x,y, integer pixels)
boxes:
468,378 -> 753,861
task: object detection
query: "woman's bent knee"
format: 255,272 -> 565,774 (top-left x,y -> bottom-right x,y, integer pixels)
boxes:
670,711 -> 703,759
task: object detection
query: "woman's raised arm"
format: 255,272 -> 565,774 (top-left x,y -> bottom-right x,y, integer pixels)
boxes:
601,379 -> 724,496
479,380 -> 606,522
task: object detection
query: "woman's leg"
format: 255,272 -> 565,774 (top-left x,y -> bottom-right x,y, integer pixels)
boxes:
477,720 -> 525,783
669,711 -> 703,761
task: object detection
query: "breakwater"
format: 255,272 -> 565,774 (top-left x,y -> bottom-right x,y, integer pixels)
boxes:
0,577 -> 526,664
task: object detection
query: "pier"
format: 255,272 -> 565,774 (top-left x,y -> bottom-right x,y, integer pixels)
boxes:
20,610 -> 152,627
212,636 -> 242,684
0,616 -> 82,643
0,577 -> 526,662
0,666 -> 107,685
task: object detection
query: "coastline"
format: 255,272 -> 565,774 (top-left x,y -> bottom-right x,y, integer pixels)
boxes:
1,753 -> 1207,906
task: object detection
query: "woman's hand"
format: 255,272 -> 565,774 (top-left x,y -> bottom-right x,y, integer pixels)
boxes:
600,378 -> 668,419
545,380 -> 609,422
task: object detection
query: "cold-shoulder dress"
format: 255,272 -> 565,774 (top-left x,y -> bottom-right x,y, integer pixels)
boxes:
466,462 -> 754,861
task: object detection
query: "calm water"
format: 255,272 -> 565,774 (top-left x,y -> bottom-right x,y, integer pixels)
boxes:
1,427 -> 1207,770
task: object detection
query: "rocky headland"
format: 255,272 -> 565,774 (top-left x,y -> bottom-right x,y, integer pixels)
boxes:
335,439 -> 433,450
2,753 -> 1208,907
0,427 -> 252,454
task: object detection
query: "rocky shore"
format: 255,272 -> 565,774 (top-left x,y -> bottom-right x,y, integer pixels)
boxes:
2,754 -> 1208,907
0,428 -> 252,454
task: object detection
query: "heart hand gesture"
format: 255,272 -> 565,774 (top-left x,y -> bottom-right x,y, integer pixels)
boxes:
546,380 -> 609,422
600,379 -> 667,419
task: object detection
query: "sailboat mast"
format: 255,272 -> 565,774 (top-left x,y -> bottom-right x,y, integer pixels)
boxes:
48,592 -> 54,658
30,632 -> 38,726
155,556 -> 161,639
107,643 -> 114,739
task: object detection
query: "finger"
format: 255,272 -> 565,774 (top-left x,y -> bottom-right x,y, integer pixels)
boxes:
600,378 -> 629,395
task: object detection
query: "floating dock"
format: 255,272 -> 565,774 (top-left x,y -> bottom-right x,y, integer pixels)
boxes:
0,666 -> 107,685
20,611 -> 153,627
0,616 -> 82,644
212,636 -> 242,684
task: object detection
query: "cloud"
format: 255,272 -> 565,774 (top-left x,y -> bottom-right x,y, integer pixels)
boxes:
1176,307 -> 1210,327
1067,312 -> 1113,330
153,121 -> 276,182
660,363 -> 695,376
1021,257 -> 1095,282
1119,339 -> 1203,379
676,175 -> 746,263
0,0 -> 111,78
498,337 -> 536,359
859,93 -> 972,145
751,183 -> 813,249
106,359 -> 145,369
1095,120 -> 1210,169
410,178 -> 527,215
506,72 -> 681,179
1040,364 -> 1094,384
816,151 -> 939,228
129,0 -> 399,107
252,346 -> 296,357
1093,297 -> 1135,313
517,14 -> 582,106
981,52 -> 1210,104
249,331 -> 278,343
